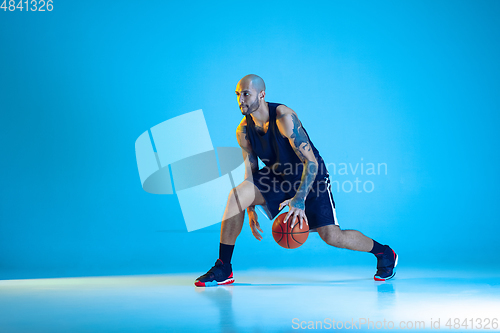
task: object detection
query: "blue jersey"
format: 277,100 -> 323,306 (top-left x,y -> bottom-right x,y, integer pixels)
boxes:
245,102 -> 328,184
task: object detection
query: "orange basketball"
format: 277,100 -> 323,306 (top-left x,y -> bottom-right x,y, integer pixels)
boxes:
272,212 -> 309,249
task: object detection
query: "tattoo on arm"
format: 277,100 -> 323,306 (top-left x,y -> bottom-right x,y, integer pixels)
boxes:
289,114 -> 312,163
238,125 -> 258,174
241,125 -> 248,141
287,114 -> 317,205
236,125 -> 259,178
293,161 -> 318,207
242,146 -> 259,173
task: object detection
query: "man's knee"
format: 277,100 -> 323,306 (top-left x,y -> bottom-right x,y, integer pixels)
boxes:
227,181 -> 264,211
226,188 -> 242,211
318,225 -> 345,248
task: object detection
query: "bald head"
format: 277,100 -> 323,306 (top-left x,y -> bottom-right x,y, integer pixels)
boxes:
237,74 -> 266,94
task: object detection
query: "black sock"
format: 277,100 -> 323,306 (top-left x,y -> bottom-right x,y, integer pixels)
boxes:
369,240 -> 385,256
219,243 -> 235,265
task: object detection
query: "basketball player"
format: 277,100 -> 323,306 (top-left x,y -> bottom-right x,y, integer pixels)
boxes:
195,74 -> 397,287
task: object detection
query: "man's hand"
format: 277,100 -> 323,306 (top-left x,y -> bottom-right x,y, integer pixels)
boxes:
248,207 -> 263,241
279,197 -> 309,230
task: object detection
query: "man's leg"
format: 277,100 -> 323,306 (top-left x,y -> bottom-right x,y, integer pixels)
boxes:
317,225 -> 398,281
195,180 -> 265,287
316,225 -> 373,251
220,180 -> 266,245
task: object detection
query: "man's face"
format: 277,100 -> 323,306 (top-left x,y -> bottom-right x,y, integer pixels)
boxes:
235,82 -> 260,116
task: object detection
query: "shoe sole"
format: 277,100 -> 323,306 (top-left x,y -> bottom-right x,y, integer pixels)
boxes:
374,252 -> 398,281
194,278 -> 234,287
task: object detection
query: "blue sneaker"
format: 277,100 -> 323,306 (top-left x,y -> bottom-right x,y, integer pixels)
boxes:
195,259 -> 234,287
374,246 -> 398,281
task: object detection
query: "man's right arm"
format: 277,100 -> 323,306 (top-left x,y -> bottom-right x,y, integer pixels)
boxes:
236,118 -> 263,240
236,119 -> 259,180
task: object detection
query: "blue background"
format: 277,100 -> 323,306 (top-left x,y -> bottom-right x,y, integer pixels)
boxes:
1,0 -> 499,279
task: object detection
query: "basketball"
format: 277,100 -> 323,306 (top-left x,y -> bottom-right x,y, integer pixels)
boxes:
272,212 -> 309,249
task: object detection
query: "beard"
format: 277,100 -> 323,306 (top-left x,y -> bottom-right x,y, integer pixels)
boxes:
240,96 -> 260,115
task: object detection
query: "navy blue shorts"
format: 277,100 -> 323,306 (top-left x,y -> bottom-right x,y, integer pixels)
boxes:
251,167 -> 339,230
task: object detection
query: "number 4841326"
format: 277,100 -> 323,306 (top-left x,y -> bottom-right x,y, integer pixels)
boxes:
1,0 -> 54,11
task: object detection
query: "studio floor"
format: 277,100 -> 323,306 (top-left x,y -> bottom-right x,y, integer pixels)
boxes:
0,267 -> 499,333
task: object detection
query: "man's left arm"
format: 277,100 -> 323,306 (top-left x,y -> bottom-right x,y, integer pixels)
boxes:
276,106 -> 318,229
